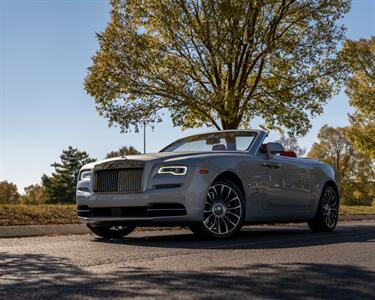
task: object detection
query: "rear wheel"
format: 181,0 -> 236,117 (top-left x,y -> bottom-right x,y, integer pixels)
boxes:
190,180 -> 245,239
87,224 -> 136,239
308,185 -> 339,232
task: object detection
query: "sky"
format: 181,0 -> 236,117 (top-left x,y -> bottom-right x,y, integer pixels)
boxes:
0,0 -> 374,193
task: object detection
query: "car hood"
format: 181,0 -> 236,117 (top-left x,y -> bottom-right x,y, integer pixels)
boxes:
83,151 -> 243,170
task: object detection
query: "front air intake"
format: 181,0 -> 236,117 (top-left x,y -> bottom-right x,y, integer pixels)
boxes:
90,203 -> 187,218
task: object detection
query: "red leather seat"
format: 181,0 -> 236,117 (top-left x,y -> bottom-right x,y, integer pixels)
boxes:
280,151 -> 297,158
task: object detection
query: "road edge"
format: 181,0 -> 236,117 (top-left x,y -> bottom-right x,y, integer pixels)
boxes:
1,215 -> 374,238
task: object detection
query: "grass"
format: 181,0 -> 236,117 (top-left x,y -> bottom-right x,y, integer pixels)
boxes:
339,205 -> 375,216
0,204 -> 374,226
0,204 -> 78,226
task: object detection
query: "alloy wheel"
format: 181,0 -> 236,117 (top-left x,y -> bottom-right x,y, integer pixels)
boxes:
202,183 -> 243,236
322,187 -> 338,229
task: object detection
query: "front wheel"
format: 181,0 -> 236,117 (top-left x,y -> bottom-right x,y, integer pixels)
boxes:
190,180 -> 245,239
308,185 -> 339,232
87,224 -> 136,239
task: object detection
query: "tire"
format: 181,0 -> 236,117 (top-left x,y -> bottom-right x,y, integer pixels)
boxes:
308,185 -> 339,232
190,180 -> 245,239
87,224 -> 136,239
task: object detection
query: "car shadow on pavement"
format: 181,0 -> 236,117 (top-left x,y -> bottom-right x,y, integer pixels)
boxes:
0,252 -> 374,299
92,224 -> 375,250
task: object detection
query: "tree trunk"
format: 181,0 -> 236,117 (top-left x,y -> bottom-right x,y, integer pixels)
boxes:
221,118 -> 241,130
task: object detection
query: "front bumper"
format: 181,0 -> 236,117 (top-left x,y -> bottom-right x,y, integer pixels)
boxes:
76,167 -> 211,226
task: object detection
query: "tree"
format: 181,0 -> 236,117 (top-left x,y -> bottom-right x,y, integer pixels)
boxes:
85,0 -> 349,136
42,147 -> 96,204
275,135 -> 306,157
308,125 -> 374,205
21,184 -> 46,205
0,181 -> 20,204
106,146 -> 141,159
341,37 -> 375,159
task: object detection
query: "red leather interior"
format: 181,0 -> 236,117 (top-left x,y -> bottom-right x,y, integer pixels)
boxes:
260,144 -> 268,154
280,151 -> 297,158
260,144 -> 297,158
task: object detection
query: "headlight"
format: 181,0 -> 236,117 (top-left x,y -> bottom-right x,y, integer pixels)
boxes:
158,166 -> 187,176
80,171 -> 92,181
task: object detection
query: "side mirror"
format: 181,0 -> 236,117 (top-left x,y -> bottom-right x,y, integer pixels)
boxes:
267,142 -> 285,154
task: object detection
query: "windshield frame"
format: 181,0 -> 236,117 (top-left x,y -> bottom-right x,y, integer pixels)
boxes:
160,130 -> 259,153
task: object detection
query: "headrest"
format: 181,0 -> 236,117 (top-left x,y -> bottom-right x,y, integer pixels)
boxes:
212,144 -> 227,151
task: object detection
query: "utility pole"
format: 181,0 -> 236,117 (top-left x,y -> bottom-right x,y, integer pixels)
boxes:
143,120 -> 146,154
139,119 -> 149,154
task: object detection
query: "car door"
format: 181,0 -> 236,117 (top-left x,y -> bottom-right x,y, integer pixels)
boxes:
261,155 -> 314,218
242,155 -> 270,222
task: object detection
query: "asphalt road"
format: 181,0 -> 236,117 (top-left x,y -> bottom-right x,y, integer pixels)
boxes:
1,220 -> 374,300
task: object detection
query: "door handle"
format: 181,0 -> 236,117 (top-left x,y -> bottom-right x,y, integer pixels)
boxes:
261,162 -> 281,169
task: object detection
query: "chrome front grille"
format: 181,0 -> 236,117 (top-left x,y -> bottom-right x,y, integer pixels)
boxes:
93,168 -> 143,193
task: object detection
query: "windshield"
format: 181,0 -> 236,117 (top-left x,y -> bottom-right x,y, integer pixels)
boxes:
161,131 -> 257,152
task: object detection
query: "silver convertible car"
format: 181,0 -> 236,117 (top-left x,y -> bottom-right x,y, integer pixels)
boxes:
77,130 -> 339,239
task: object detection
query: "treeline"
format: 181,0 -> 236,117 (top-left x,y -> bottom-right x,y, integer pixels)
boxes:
0,146 -> 140,205
307,126 -> 374,206
308,37 -> 375,205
